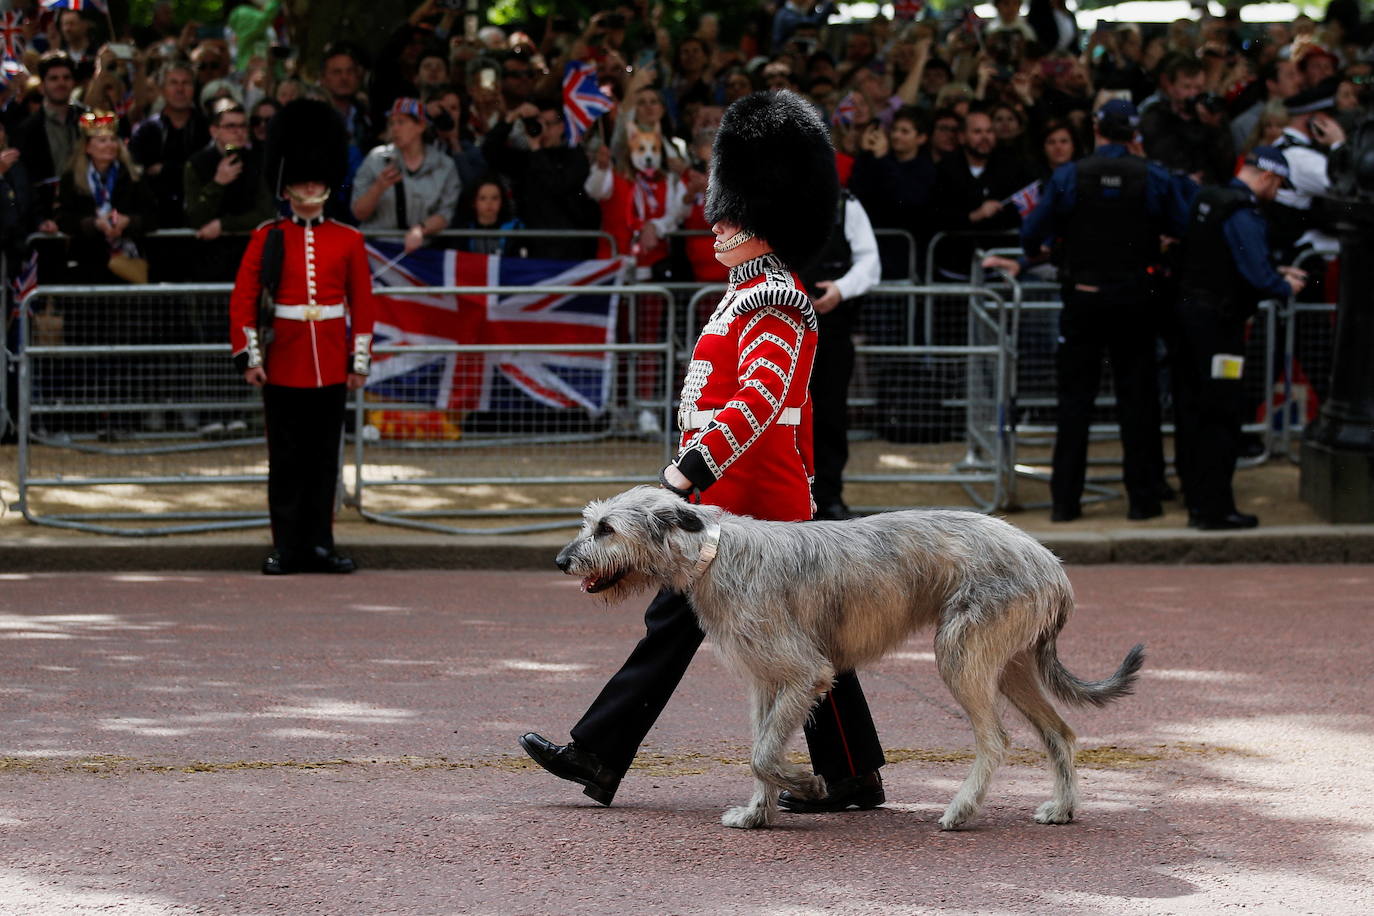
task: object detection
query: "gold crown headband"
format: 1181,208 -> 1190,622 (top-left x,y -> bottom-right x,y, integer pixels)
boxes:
80,111 -> 120,137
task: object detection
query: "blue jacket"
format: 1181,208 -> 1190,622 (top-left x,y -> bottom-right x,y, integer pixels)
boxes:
1021,144 -> 1189,259
1217,178 -> 1292,300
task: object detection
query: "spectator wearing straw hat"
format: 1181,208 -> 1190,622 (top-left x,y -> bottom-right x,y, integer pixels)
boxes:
351,97 -> 460,253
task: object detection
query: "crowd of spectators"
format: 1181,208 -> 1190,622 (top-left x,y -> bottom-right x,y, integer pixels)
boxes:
0,1 -> 1368,315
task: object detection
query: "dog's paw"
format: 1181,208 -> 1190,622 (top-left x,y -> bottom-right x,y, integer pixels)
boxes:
1033,800 -> 1074,825
938,802 -> 973,831
722,805 -> 773,829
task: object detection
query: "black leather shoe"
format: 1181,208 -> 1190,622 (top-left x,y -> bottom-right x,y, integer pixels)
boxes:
307,547 -> 357,574
518,733 -> 620,806
261,551 -> 291,575
1156,481 -> 1178,502
1196,512 -> 1259,531
1050,504 -> 1081,523
779,770 -> 884,813
1127,502 -> 1163,521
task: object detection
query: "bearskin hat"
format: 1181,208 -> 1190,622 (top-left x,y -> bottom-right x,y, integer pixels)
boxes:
263,98 -> 349,196
704,90 -> 839,272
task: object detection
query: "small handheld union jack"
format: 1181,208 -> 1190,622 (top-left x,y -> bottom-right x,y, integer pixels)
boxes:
562,60 -> 615,147
0,11 -> 26,61
40,1 -> 109,12
831,91 -> 859,128
9,250 -> 38,320
1003,180 -> 1042,219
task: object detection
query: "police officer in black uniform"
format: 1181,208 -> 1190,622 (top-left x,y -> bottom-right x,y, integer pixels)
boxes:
802,189 -> 882,520
1022,100 -> 1189,522
1172,148 -> 1305,530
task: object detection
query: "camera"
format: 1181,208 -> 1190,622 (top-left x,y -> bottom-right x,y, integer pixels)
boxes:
431,109 -> 455,133
601,13 -> 626,30
1190,92 -> 1226,115
552,17 -> 577,34
522,115 -> 542,138
222,145 -> 243,159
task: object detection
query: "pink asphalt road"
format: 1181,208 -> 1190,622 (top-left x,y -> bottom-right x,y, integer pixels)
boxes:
1,567 -> 1371,914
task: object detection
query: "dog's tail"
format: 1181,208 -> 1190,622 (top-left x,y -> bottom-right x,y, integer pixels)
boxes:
1036,595 -> 1145,708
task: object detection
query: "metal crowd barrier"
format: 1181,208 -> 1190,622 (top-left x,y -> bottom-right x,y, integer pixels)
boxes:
12,279 -> 670,536
350,283 -> 676,536
1278,299 -> 1338,461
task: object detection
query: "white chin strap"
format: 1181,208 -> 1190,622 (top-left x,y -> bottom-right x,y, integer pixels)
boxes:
713,228 -> 756,253
287,186 -> 332,206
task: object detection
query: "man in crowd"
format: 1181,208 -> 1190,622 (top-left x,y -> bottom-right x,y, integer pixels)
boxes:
931,108 -> 1025,282
1140,55 -> 1235,184
185,99 -> 275,281
130,61 -> 210,231
1230,58 -> 1301,151
1021,100 -> 1188,523
482,96 -> 599,260
17,52 -> 84,237
319,42 -> 375,162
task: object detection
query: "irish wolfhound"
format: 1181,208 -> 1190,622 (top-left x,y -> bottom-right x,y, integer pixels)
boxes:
555,486 -> 1144,830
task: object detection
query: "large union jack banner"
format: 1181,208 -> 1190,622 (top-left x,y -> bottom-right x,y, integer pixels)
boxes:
365,243 -> 629,415
0,11 -> 26,60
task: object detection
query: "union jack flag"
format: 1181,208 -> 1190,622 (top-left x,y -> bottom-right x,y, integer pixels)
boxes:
831,91 -> 859,127
0,11 -> 26,61
1003,180 -> 1042,219
561,60 -> 615,146
893,0 -> 923,21
365,243 -> 629,414
8,250 -> 38,321
40,1 -> 108,12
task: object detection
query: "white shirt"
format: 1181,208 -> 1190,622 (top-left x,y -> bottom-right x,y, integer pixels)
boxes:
831,197 -> 882,303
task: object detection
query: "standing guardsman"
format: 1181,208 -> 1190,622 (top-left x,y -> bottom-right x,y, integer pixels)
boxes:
1172,148 -> 1306,530
230,99 -> 376,575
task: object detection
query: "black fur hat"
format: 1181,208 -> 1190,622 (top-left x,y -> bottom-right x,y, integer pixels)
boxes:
263,98 -> 350,196
704,90 -> 839,272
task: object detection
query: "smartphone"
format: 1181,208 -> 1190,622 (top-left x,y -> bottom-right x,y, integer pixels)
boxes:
478,67 -> 497,91
108,43 -> 135,61
1309,116 -> 1327,140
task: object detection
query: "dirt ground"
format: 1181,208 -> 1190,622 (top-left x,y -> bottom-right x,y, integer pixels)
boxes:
1,566 -> 1371,914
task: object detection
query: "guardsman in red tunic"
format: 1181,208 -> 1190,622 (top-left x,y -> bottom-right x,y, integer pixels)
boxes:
521,91 -> 887,816
229,99 -> 374,575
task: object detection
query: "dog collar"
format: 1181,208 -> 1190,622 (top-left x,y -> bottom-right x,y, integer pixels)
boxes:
693,523 -> 721,581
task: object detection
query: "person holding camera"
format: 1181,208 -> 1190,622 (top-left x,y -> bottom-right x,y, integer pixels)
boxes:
185,100 -> 275,275
351,98 -> 460,254
1139,55 -> 1235,185
481,96 -> 599,261
424,85 -> 486,192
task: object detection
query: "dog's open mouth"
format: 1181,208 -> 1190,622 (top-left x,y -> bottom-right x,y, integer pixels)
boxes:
582,569 -> 628,594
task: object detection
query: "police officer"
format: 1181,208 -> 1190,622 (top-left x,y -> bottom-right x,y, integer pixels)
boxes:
1270,78 -> 1344,288
229,100 -> 376,575
1172,149 -> 1305,530
1022,99 -> 1189,522
802,188 -> 882,520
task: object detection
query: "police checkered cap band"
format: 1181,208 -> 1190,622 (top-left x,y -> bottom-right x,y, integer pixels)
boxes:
388,97 -> 427,124
1245,147 -> 1291,179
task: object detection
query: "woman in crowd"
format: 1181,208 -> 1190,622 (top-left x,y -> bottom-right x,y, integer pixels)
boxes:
452,174 -> 523,256
1037,117 -> 1081,178
248,98 -> 279,147
57,111 -> 157,290
351,98 -> 460,254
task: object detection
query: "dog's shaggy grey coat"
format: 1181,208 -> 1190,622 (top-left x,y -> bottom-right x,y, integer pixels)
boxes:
556,486 -> 1144,830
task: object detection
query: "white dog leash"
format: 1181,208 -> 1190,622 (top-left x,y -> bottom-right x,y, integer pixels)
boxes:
693,523 -> 721,581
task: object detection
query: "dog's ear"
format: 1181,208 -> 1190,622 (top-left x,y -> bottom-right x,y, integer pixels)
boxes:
673,506 -> 705,532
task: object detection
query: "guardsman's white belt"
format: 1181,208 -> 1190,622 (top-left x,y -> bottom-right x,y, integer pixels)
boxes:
683,406 -> 801,430
275,303 -> 345,321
